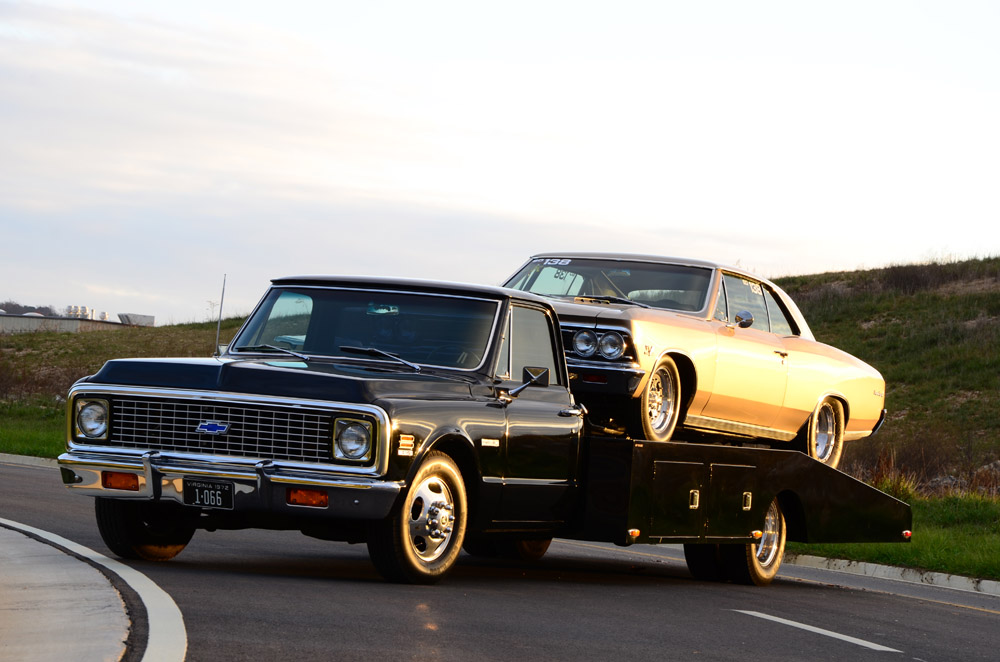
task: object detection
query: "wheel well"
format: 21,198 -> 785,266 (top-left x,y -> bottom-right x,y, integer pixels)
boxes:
424,435 -> 481,518
667,352 -> 698,417
777,490 -> 808,542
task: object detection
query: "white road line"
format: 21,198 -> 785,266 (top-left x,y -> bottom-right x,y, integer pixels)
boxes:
0,517 -> 187,662
733,610 -> 901,653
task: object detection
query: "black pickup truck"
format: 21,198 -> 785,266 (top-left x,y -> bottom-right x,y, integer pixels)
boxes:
58,276 -> 911,584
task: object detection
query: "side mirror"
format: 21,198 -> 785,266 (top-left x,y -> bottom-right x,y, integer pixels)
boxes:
505,367 -> 551,400
734,310 -> 755,329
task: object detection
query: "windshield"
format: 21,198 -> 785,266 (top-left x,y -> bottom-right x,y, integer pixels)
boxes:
505,258 -> 713,312
230,287 -> 500,370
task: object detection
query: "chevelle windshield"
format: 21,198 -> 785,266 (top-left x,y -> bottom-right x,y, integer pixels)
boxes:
231,288 -> 499,370
505,258 -> 713,312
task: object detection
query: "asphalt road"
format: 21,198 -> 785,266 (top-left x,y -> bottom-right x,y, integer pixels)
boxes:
3,460 -> 998,662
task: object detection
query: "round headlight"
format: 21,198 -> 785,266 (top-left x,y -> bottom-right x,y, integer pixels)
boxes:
573,330 -> 598,357
598,332 -> 626,360
77,401 -> 108,439
336,421 -> 372,460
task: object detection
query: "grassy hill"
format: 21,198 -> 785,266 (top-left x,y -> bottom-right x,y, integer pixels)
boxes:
775,257 -> 1000,495
2,257 -> 998,491
1,259 -> 998,580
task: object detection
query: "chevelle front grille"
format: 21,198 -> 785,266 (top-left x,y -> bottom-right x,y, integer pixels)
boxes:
96,398 -> 335,463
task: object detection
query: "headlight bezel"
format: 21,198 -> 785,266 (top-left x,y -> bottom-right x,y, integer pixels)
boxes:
334,418 -> 374,462
75,398 -> 110,440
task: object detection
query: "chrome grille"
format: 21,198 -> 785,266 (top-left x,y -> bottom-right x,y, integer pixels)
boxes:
104,398 -> 334,463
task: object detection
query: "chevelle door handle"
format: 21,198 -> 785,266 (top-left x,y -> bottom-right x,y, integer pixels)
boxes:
559,404 -> 588,417
774,350 -> 789,362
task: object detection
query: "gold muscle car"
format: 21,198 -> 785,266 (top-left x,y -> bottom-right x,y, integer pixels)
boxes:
504,253 -> 886,468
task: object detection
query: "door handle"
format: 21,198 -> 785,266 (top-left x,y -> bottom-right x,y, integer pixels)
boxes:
559,404 -> 588,417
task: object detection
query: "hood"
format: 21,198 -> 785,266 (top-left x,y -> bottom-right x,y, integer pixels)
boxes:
548,298 -> 697,328
83,357 -> 477,403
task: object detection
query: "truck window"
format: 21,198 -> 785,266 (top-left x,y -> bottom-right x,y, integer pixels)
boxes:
510,305 -> 560,384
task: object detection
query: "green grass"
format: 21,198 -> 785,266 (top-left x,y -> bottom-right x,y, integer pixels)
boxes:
0,399 -> 65,458
3,259 -> 1000,580
789,495 -> 1000,581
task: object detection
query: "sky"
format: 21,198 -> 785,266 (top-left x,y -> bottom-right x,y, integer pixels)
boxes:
2,1 -> 998,324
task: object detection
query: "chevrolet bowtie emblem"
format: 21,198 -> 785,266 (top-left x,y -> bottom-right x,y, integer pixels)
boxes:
196,421 -> 230,435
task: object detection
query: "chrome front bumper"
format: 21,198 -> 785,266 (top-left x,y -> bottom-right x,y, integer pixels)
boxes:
58,450 -> 403,520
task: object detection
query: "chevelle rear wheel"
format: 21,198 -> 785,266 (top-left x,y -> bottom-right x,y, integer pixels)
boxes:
367,451 -> 467,584
639,356 -> 681,442
804,398 -> 845,468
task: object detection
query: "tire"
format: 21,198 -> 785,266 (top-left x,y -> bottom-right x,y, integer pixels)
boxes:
683,543 -> 725,582
95,498 -> 195,561
800,398 -> 845,468
720,497 -> 786,586
637,356 -> 681,442
367,452 -> 467,584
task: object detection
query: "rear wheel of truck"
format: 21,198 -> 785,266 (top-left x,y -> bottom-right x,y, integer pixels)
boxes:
367,451 -> 467,584
95,498 -> 196,561
720,497 -> 786,586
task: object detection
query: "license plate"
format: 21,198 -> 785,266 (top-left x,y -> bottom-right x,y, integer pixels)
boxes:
183,479 -> 234,510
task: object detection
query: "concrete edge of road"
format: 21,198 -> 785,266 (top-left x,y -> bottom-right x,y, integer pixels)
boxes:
4,452 -> 999,600
1,453 -> 188,662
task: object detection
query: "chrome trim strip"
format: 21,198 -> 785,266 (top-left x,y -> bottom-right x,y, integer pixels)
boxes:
66,383 -> 392,476
683,414 -> 797,442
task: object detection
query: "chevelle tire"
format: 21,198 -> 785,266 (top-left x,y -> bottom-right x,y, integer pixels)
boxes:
639,356 -> 681,442
95,498 -> 196,561
368,451 -> 467,584
801,397 -> 845,468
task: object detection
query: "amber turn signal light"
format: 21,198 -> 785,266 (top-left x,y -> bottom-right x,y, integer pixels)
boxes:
101,471 -> 139,491
287,488 -> 329,508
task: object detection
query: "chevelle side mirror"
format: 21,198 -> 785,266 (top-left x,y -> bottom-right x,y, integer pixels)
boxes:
734,310 -> 755,329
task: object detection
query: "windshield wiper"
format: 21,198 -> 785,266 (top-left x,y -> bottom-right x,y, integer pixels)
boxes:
575,295 -> 650,308
236,344 -> 310,362
339,346 -> 422,372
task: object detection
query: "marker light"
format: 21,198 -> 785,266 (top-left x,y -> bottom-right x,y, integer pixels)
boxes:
287,488 -> 329,508
903,530 -> 913,540
751,530 -> 763,540
102,471 -> 139,491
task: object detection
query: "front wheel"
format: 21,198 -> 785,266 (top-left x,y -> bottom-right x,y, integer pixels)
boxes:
637,356 -> 681,442
95,498 -> 196,561
799,398 -> 845,468
367,452 -> 467,584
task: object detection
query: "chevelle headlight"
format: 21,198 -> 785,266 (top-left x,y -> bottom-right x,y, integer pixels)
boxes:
75,399 -> 109,440
573,330 -> 598,357
598,331 -> 626,360
334,419 -> 373,461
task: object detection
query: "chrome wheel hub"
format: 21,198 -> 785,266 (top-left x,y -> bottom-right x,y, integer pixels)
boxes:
407,477 -> 455,562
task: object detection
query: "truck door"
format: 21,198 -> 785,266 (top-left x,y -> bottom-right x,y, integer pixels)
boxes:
494,304 -> 583,523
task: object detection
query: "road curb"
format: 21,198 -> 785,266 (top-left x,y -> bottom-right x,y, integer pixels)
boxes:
785,553 -> 1000,597
0,452 -> 57,468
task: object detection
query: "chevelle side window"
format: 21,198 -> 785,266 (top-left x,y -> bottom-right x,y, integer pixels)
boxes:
763,288 -> 797,336
721,274 -> 769,331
